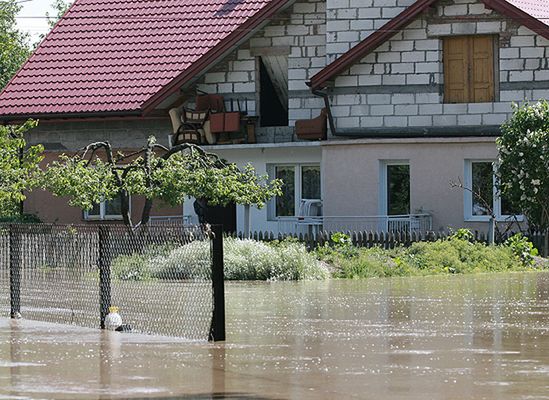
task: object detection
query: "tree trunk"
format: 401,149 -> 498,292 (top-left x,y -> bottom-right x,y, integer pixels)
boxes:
193,198 -> 208,224
140,198 -> 154,227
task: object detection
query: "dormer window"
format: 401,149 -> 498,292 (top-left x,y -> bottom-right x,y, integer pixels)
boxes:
443,35 -> 496,103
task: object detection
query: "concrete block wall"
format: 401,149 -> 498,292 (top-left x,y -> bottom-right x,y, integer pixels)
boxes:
329,0 -> 549,130
326,0 -> 416,62
26,119 -> 173,152
195,0 -> 326,129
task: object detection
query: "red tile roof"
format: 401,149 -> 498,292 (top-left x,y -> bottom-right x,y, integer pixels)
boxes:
309,0 -> 549,90
507,0 -> 549,24
0,0 -> 290,119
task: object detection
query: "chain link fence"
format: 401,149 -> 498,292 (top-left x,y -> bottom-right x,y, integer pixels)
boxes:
0,224 -> 225,341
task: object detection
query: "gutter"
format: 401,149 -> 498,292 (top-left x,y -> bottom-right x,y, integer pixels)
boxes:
310,88 -> 337,136
334,125 -> 502,138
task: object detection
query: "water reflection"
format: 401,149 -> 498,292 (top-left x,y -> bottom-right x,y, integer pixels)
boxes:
0,272 -> 549,399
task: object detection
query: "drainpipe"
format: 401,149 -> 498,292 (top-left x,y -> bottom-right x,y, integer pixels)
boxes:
311,89 -> 337,136
243,204 -> 251,239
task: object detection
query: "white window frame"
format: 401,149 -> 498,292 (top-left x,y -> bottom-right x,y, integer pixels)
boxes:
84,196 -> 129,221
267,163 -> 321,220
379,160 -> 410,216
463,160 -> 523,222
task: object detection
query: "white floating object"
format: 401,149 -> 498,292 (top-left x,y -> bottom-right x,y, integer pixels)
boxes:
105,306 -> 122,331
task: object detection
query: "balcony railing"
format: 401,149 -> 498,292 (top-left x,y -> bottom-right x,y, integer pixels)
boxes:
277,214 -> 432,236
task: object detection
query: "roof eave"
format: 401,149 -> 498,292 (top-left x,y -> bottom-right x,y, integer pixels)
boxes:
308,0 -> 438,90
482,0 -> 549,40
0,109 -> 146,125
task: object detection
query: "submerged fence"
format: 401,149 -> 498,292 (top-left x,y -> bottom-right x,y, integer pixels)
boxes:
0,224 -> 225,341
231,229 -> 549,256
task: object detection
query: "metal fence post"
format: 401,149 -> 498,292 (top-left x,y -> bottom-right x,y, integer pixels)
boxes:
209,224 -> 225,341
98,226 -> 111,329
9,224 -> 21,318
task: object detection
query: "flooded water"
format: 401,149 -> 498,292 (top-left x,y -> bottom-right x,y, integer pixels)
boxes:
1,272 -> 549,399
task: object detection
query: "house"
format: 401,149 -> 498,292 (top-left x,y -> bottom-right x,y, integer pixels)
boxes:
0,0 -> 547,234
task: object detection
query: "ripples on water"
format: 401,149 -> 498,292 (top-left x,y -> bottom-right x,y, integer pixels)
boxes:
0,272 -> 549,399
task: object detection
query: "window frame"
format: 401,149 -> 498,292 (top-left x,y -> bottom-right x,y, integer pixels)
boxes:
378,160 -> 411,216
267,163 -> 321,220
463,160 -> 523,222
83,196 -> 129,221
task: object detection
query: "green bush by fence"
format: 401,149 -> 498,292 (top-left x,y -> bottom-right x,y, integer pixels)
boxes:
112,237 -> 330,282
316,231 -> 546,279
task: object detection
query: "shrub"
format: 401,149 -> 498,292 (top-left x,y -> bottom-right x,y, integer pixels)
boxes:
505,233 -> 538,266
331,246 -> 413,279
320,232 -> 540,279
110,237 -> 329,281
111,254 -> 152,281
0,213 -> 41,223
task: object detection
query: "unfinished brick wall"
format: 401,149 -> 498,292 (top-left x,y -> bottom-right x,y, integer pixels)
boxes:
195,0 -> 327,127
329,0 -> 549,130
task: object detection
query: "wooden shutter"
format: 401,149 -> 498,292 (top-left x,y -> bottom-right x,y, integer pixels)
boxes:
444,35 -> 495,103
471,36 -> 495,102
444,36 -> 469,103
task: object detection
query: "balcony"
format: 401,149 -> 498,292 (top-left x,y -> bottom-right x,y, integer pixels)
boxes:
277,214 -> 432,236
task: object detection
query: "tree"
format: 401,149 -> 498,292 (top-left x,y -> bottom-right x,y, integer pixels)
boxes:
0,120 -> 44,216
496,101 -> 549,231
0,0 -> 31,90
43,137 -> 282,229
46,0 -> 72,30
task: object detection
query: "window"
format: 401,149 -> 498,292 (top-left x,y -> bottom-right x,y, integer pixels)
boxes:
84,195 -> 126,220
380,162 -> 410,216
443,35 -> 496,103
269,164 -> 321,219
258,56 -> 288,127
464,160 -> 521,221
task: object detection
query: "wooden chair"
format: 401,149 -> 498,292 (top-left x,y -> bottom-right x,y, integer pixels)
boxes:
295,108 -> 328,140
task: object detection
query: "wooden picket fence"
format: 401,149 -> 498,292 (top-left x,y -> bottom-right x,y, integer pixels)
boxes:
227,229 -> 549,256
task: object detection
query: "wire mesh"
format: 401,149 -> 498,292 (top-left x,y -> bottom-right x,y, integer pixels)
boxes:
0,226 -> 9,317
1,223 -> 215,340
105,224 -> 214,339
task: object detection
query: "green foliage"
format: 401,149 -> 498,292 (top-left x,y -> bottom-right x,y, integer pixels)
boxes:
0,213 -> 41,223
46,0 -> 72,30
43,154 -> 119,211
449,228 -> 474,241
496,101 -> 549,230
148,152 -> 282,209
331,246 -> 414,279
0,0 -> 31,90
0,120 -> 44,216
319,234 -> 543,279
111,238 -> 329,282
505,233 -> 538,266
43,137 -> 282,227
111,254 -> 151,281
315,232 -> 358,261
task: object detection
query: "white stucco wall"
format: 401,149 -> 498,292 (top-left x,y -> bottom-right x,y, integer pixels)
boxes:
183,143 -> 322,233
321,137 -> 502,232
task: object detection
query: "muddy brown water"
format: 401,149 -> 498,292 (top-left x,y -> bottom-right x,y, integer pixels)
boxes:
1,272 -> 549,399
